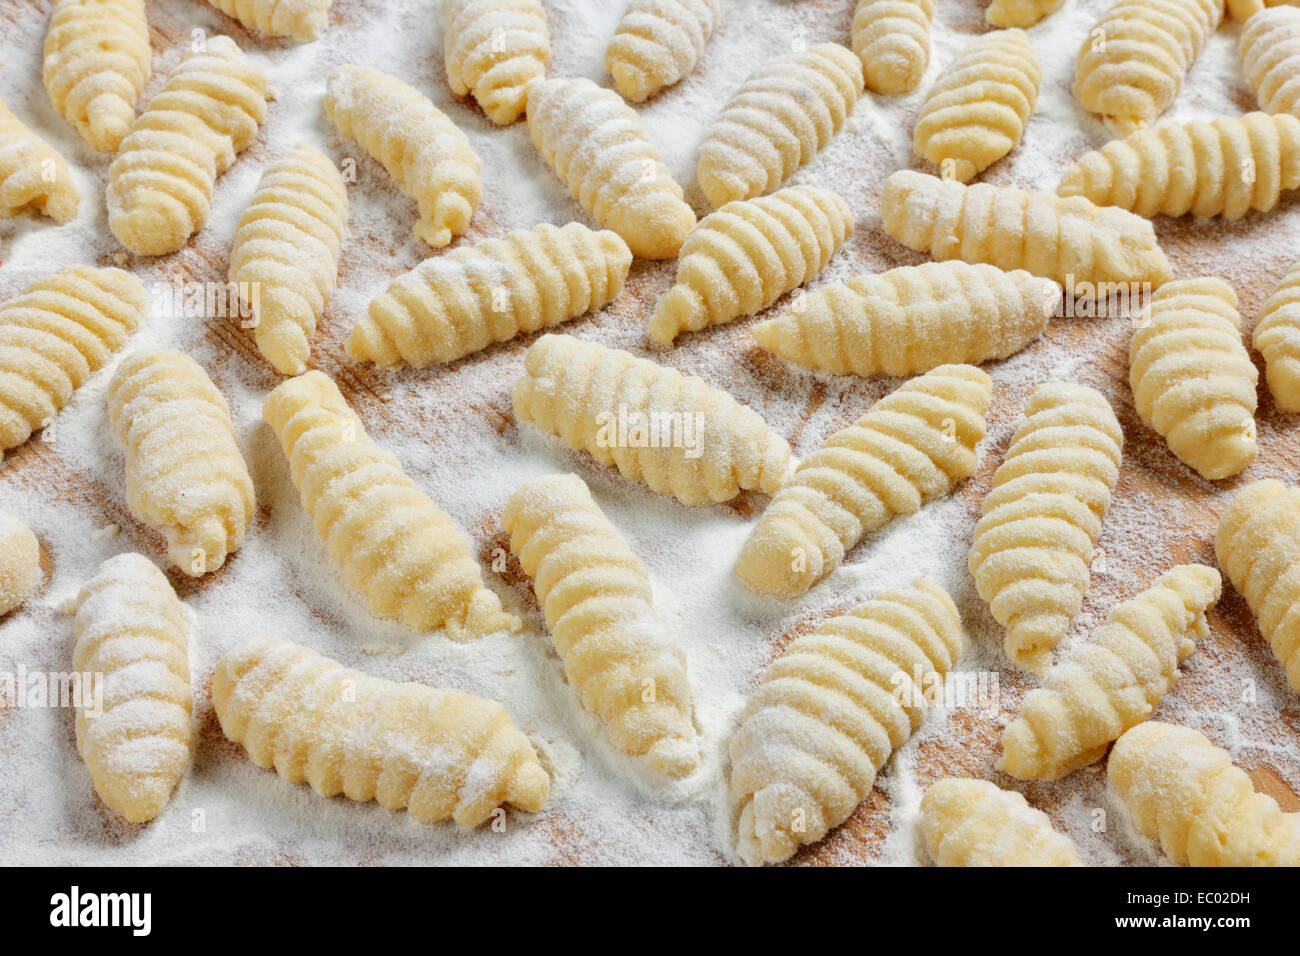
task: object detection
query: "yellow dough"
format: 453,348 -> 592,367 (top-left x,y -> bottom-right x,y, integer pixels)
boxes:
1253,254 -> 1300,412
503,473 -> 699,779
42,0 -> 151,152
0,266 -> 144,452
108,349 -> 256,577
229,143 -> 349,377
526,77 -> 695,259
752,262 -> 1058,377
325,65 -> 481,249
969,382 -> 1123,673
444,0 -> 550,125
605,0 -> 723,103
203,0 -> 332,41
0,512 -> 40,616
695,43 -> 864,209
1074,0 -> 1222,136
1216,479 -> 1300,692
1130,278 -> 1258,480
648,185 -> 853,345
107,36 -> 267,256
350,222 -> 631,368
729,578 -> 964,866
999,564 -> 1221,780
986,0 -> 1064,27
1058,113 -> 1300,220
1109,721 -> 1300,865
734,364 -> 991,599
512,334 -> 792,505
913,29 -> 1041,183
920,778 -> 1081,866
880,170 -> 1174,288
264,371 -> 518,639
0,97 -> 78,222
73,553 -> 192,824
1241,7 -> 1300,117
212,635 -> 549,827
851,0 -> 935,95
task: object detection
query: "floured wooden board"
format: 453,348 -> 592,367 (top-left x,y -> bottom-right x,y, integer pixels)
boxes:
0,0 -> 1297,866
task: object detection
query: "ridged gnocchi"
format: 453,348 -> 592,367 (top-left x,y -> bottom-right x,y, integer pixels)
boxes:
851,0 -> 935,95
920,778 -> 1081,866
1240,6 -> 1300,117
0,96 -> 79,222
0,512 -> 40,616
605,0 -> 723,103
1253,255 -> 1300,412
444,0 -> 550,124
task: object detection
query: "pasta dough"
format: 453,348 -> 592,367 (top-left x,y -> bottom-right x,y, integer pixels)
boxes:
107,349 -> 256,577
264,371 -> 518,639
986,0 -> 1064,27
503,473 -> 699,779
42,0 -> 151,152
729,578 -> 964,866
107,36 -> 268,256
969,382 -> 1123,672
1057,113 -> 1300,220
73,553 -> 192,823
1216,479 -> 1300,692
999,564 -> 1222,780
851,0 -> 935,95
648,185 -> 854,345
1130,278 -> 1258,480
0,512 -> 40,616
695,43 -> 864,209
752,262 -> 1058,377
512,334 -> 792,505
734,364 -> 991,599
325,65 -> 481,249
913,29 -> 1042,183
444,0 -> 550,125
228,142 -> 349,376
920,778 -> 1081,866
203,0 -> 333,41
212,636 -> 549,827
1074,0 -> 1222,136
1253,254 -> 1300,411
349,222 -> 632,367
880,170 -> 1174,288
0,97 -> 78,222
526,77 -> 695,259
1241,7 -> 1300,117
1109,721 -> 1300,866
0,266 -> 144,452
605,0 -> 723,103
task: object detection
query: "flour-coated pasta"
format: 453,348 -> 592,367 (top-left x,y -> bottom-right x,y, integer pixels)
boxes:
1253,254 -> 1300,412
986,0 -> 1064,27
0,512 -> 39,616
648,185 -> 853,345
734,364 -> 991,599
204,0 -> 332,41
605,0 -> 723,103
920,778 -> 1081,866
0,97 -> 78,222
444,0 -> 550,124
350,222 -> 631,367
1241,7 -> 1300,117
851,0 -> 935,95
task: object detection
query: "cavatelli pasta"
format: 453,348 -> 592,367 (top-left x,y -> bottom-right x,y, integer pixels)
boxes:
880,170 -> 1174,288
0,97 -> 79,222
605,0 -> 723,103
1057,113 -> 1300,220
526,77 -> 695,259
913,29 -> 1042,183
752,262 -> 1058,377
0,266 -> 144,452
228,142 -> 349,376
648,185 -> 853,345
1216,480 -> 1300,692
503,473 -> 699,779
349,222 -> 632,367
0,512 -> 40,616
107,350 -> 256,577
1109,721 -> 1300,866
1074,0 -> 1222,136
1241,7 -> 1300,117
212,636 -> 549,827
264,371 -> 518,640
203,0 -> 332,41
986,0 -> 1065,28
107,36 -> 268,256
42,0 -> 151,152
511,334 -> 792,506
969,382 -> 1124,673
851,0 -> 935,95
694,43 -> 864,209
920,778 -> 1081,866
1253,255 -> 1300,412
1130,278 -> 1258,480
444,0 -> 550,125
729,578 -> 964,866
73,553 -> 192,823
734,364 -> 991,599
999,564 -> 1222,780
325,65 -> 481,249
